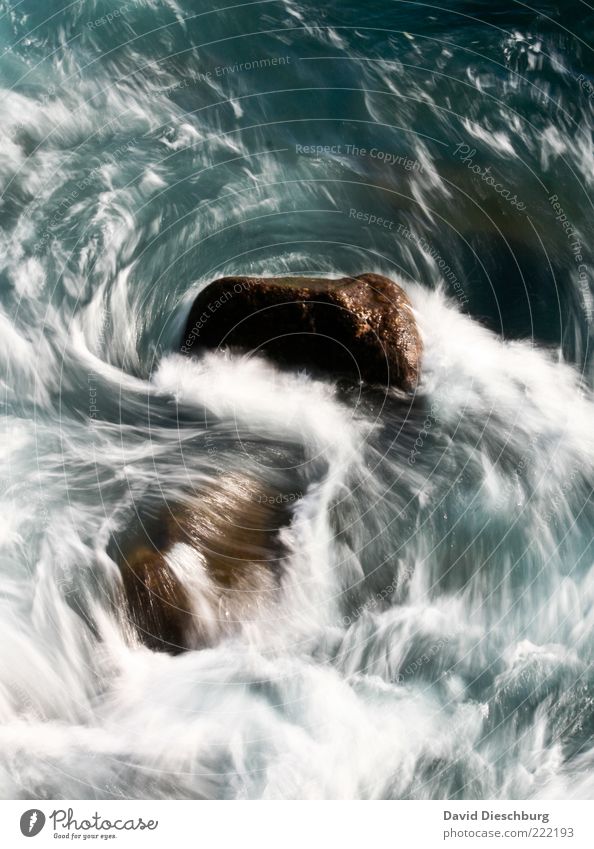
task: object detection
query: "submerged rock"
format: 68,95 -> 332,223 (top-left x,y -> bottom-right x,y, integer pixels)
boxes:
117,473 -> 296,653
118,545 -> 192,654
181,273 -> 422,390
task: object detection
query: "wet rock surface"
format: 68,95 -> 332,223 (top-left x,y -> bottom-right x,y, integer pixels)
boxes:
181,273 -> 422,391
117,473 -> 297,653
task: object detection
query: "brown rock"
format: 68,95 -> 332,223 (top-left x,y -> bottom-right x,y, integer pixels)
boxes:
181,273 -> 421,390
118,546 -> 192,655
117,473 -> 297,653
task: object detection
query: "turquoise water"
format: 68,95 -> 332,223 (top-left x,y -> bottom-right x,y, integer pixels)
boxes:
0,0 -> 593,799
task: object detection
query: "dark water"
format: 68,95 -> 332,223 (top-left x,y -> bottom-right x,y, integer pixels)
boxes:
0,0 -> 593,799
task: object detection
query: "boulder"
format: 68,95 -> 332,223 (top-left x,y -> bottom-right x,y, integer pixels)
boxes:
117,473 -> 297,653
118,545 -> 192,654
181,273 -> 421,390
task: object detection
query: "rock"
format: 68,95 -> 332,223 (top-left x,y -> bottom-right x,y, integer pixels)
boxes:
118,545 -> 192,654
181,273 -> 421,390
117,473 -> 296,653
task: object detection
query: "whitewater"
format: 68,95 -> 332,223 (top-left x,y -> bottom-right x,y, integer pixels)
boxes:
0,0 -> 592,800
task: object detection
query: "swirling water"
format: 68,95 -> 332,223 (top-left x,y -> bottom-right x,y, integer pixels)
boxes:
0,0 -> 593,799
